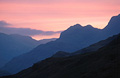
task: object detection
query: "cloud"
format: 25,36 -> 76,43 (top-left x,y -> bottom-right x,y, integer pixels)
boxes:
0,21 -> 11,27
0,21 -> 62,36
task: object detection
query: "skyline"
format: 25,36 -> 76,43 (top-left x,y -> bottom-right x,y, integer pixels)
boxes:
0,0 -> 120,40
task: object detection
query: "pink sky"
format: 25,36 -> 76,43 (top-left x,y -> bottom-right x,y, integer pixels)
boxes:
0,0 -> 120,40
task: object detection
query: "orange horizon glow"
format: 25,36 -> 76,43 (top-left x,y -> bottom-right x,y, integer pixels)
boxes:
31,33 -> 60,40
0,0 -> 120,40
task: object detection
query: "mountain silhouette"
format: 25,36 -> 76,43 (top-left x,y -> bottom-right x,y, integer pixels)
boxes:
1,14 -> 120,74
52,51 -> 70,57
1,24 -> 101,74
58,24 -> 102,49
1,33 -> 120,78
0,33 -> 56,68
52,34 -> 119,57
103,14 -> 120,37
38,38 -> 57,44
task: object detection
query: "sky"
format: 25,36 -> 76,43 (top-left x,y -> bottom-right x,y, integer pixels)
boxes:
0,0 -> 120,40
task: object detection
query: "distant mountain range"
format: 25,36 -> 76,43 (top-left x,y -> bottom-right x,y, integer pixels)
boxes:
1,14 -> 120,74
1,30 -> 120,78
38,38 -> 57,44
52,34 -> 119,57
0,33 -> 56,68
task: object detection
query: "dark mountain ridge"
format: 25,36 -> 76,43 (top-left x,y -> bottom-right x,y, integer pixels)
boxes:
103,14 -> 120,37
1,24 -> 102,74
2,14 -> 120,74
52,34 -> 119,57
1,33 -> 120,78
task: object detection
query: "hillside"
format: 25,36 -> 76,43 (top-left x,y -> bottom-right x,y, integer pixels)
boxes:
2,14 -> 120,74
1,33 -> 120,78
53,34 -> 119,57
0,33 -> 56,68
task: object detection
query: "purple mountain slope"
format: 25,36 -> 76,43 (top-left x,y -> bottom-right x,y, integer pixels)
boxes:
2,14 -> 120,74
0,33 -> 56,68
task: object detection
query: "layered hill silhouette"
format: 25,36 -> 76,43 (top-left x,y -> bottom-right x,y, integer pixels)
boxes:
1,33 -> 120,78
52,34 -> 119,57
0,33 -> 56,68
2,14 -> 120,74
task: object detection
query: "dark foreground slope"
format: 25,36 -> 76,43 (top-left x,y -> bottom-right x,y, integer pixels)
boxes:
2,34 -> 120,78
0,70 -> 10,77
2,24 -> 102,74
2,14 -> 120,74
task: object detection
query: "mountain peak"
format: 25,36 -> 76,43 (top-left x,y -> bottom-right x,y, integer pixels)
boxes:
64,24 -> 83,31
102,14 -> 120,37
68,24 -> 83,29
117,14 -> 120,17
84,25 -> 93,28
113,14 -> 120,18
104,14 -> 120,30
74,24 -> 82,26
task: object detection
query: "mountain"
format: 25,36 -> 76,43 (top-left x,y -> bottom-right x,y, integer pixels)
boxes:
0,33 -> 56,68
103,14 -> 120,37
0,33 -> 38,68
1,24 -> 101,74
52,51 -> 70,57
38,38 -> 57,44
52,34 -> 119,57
58,24 -> 102,49
2,14 -> 120,74
0,70 -> 10,77
1,33 -> 120,78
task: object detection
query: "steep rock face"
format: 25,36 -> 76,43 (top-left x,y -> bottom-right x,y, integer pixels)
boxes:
2,34 -> 120,78
2,14 -> 120,74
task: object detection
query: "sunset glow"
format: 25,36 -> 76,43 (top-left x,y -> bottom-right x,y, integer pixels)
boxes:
0,0 -> 120,40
